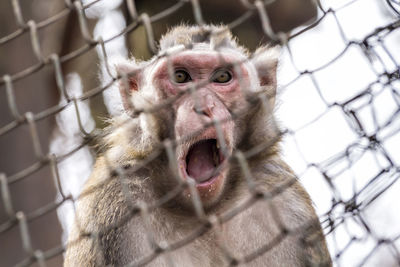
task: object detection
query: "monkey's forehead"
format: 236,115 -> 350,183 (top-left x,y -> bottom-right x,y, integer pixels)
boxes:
157,43 -> 248,59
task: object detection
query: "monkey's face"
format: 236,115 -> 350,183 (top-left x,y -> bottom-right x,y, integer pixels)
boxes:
117,45 -> 277,209
153,49 -> 257,207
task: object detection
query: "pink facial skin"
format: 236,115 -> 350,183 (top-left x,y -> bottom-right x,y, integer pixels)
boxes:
152,50 -> 252,206
154,51 -> 250,104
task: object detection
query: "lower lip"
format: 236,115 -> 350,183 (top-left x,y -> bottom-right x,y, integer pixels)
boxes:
179,160 -> 222,188
195,174 -> 220,188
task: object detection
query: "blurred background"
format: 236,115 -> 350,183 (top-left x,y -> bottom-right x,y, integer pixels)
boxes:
0,0 -> 399,266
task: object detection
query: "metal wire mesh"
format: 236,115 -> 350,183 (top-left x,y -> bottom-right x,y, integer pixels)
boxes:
0,0 -> 399,266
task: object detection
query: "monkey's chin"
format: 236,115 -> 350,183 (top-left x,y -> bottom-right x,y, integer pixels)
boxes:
193,168 -> 228,206
179,161 -> 229,208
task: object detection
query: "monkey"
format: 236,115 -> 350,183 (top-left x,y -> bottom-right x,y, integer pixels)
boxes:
64,25 -> 332,267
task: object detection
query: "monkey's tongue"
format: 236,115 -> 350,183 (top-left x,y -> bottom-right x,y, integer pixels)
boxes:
186,140 -> 218,183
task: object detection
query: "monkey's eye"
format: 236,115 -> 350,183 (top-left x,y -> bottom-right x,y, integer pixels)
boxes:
174,70 -> 191,83
212,70 -> 232,83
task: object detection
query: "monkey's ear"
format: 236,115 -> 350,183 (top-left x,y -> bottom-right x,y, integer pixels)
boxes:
115,61 -> 141,112
251,46 -> 280,88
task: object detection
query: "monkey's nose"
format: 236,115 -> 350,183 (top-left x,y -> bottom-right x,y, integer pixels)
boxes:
194,100 -> 215,118
194,105 -> 211,118
192,93 -> 215,118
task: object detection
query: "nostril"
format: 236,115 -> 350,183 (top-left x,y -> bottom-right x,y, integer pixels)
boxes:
195,107 -> 208,117
200,110 -> 209,117
194,106 -> 211,117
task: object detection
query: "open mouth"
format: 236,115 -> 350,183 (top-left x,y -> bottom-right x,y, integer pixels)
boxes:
184,139 -> 225,185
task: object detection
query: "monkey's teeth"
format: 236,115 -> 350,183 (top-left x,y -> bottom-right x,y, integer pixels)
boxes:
216,141 -> 220,149
213,148 -> 219,166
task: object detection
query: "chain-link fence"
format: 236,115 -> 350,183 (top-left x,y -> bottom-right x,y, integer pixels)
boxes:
0,0 -> 399,266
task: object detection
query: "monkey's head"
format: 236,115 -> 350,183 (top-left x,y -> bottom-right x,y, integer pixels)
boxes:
116,25 -> 279,209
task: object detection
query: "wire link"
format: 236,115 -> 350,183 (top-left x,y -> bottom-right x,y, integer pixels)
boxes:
11,0 -> 26,28
0,0 -> 400,266
4,75 -> 23,121
0,174 -> 15,218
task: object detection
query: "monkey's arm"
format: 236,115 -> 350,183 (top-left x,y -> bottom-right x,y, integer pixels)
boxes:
63,157 -> 112,266
64,154 -> 156,267
64,157 -> 131,266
